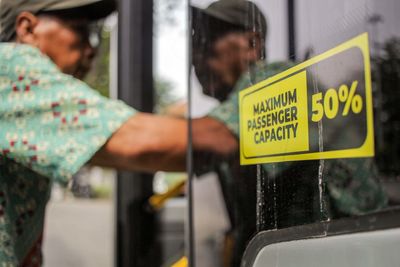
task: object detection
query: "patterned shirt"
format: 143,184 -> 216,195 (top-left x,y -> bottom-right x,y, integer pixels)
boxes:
208,61 -> 295,136
0,43 -> 135,266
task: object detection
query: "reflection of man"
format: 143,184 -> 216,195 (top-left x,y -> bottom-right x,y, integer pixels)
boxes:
191,1 -> 388,266
193,4 -> 387,231
192,0 -> 266,103
191,0 -> 293,150
191,1 -> 294,266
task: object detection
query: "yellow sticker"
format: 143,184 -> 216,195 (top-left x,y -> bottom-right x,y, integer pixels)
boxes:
239,32 -> 374,165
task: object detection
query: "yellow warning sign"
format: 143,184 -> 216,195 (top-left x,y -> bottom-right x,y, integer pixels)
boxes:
243,71 -> 309,156
239,32 -> 374,165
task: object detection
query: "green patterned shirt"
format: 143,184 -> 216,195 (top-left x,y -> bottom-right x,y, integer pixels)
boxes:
208,61 -> 295,136
0,43 -> 135,266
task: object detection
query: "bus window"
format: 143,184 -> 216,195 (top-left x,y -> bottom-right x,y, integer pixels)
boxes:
189,0 -> 400,266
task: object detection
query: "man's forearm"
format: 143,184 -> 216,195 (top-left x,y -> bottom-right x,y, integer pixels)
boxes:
91,113 -> 187,172
90,114 -> 237,172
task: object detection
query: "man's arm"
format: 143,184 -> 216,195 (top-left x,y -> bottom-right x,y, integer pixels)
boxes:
192,116 -> 238,155
90,114 -> 238,172
91,113 -> 187,172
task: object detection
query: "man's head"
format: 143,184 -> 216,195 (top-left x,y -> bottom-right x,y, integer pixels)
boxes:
0,0 -> 116,79
192,0 -> 267,101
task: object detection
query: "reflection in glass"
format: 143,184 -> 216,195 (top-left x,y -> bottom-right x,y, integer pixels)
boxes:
189,0 -> 400,266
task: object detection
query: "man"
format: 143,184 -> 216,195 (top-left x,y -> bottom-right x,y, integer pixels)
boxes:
0,0 -> 185,265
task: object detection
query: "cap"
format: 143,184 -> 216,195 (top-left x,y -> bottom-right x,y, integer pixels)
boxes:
0,0 -> 116,41
192,0 -> 267,39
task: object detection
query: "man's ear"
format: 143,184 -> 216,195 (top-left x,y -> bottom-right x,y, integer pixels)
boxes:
15,12 -> 39,45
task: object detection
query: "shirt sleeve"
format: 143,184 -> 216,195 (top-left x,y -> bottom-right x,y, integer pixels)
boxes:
208,61 -> 295,137
0,44 -> 136,184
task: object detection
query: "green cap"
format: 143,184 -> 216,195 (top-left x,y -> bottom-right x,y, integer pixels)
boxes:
0,0 -> 116,41
192,0 -> 267,38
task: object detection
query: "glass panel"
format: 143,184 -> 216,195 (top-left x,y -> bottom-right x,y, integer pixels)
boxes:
190,1 -> 287,266
189,0 -> 400,266
153,0 -> 188,265
258,0 -> 400,229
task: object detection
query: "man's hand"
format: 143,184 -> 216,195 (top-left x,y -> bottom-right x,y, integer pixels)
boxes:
192,116 -> 238,156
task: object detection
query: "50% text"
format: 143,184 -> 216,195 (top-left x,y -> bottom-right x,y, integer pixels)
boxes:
311,80 -> 363,122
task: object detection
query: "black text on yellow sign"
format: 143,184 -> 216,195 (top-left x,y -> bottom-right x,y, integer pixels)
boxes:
239,32 -> 374,165
311,80 -> 363,122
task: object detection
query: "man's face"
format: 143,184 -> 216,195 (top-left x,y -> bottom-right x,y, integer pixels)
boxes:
193,32 -> 260,101
18,14 -> 97,79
